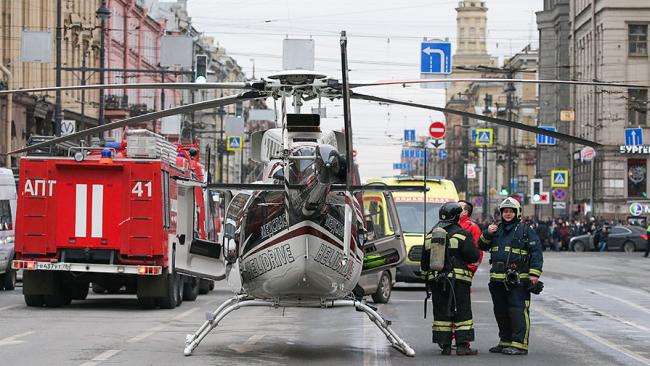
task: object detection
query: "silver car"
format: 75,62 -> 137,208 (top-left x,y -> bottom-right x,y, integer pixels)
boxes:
0,168 -> 16,291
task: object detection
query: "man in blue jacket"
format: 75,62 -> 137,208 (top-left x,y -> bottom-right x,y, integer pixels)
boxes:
479,197 -> 543,355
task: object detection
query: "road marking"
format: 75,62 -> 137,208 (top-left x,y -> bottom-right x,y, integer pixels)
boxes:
536,305 -> 650,366
0,304 -> 20,311
587,289 -> 650,316
79,349 -> 121,366
128,307 -> 199,343
550,295 -> 649,332
390,299 -> 490,303
228,334 -> 265,353
0,331 -> 34,346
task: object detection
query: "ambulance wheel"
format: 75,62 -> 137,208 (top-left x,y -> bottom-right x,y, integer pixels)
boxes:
156,273 -> 178,309
2,265 -> 16,290
198,279 -> 212,294
137,296 -> 156,310
372,271 -> 392,304
182,277 -> 200,301
24,294 -> 44,307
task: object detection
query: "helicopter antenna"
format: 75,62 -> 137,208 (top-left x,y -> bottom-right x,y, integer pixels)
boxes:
340,31 -> 354,191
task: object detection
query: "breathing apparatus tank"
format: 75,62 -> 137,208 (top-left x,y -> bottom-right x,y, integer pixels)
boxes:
428,226 -> 448,271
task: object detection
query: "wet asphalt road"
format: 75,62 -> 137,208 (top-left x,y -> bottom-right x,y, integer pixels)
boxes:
0,252 -> 649,366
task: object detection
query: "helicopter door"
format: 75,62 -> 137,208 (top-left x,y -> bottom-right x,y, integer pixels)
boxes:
174,182 -> 225,280
360,191 -> 406,275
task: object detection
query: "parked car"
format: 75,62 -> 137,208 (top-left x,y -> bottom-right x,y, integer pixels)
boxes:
0,168 -> 16,291
569,225 -> 646,253
357,268 -> 396,304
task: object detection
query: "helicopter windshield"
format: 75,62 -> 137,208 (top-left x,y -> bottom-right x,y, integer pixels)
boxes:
288,146 -> 316,185
395,202 -> 443,234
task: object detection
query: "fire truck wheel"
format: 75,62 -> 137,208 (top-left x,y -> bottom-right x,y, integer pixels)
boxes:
137,296 -> 156,310
2,266 -> 16,291
156,273 -> 178,309
92,282 -> 107,294
44,292 -> 66,308
70,282 -> 89,300
24,294 -> 44,307
182,277 -> 200,301
175,274 -> 183,307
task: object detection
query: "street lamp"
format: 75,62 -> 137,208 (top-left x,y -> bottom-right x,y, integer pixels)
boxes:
481,94 -> 491,220
96,2 -> 110,126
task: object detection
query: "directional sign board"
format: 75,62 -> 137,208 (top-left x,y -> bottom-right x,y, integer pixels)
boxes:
420,42 -> 452,74
625,128 -> 643,146
404,129 -> 416,142
551,170 -> 569,187
429,121 -> 446,139
227,136 -> 243,151
393,163 -> 412,170
475,128 -> 493,146
427,138 -> 446,150
438,150 -> 448,160
553,202 -> 567,209
537,126 -> 556,146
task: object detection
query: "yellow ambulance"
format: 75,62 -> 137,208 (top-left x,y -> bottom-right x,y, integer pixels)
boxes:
363,176 -> 459,283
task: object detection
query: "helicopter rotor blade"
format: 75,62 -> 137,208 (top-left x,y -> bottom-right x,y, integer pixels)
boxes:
351,92 -> 601,147
349,78 -> 649,89
8,91 -> 268,154
340,31 -> 354,191
0,81 -> 266,96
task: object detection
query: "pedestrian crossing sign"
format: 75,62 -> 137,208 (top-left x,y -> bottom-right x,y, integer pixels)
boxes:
551,170 -> 569,187
227,136 -> 243,151
475,128 -> 493,146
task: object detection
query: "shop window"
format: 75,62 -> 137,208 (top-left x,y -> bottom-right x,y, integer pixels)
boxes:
629,24 -> 648,56
627,158 -> 647,198
628,89 -> 648,126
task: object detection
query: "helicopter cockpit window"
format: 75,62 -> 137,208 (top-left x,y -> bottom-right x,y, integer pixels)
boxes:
288,146 -> 316,185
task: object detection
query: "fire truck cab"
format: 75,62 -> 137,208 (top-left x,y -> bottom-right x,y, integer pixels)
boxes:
13,130 -> 225,308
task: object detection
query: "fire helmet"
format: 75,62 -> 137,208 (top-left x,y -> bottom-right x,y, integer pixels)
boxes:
438,202 -> 463,227
499,197 -> 522,220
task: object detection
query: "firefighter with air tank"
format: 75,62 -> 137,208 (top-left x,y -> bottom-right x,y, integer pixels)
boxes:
479,197 -> 544,355
421,202 -> 481,356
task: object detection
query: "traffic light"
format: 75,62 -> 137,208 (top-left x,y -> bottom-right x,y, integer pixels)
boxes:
530,178 -> 543,202
195,54 -> 207,83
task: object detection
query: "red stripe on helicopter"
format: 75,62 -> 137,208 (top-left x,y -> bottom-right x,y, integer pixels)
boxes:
245,225 -> 361,261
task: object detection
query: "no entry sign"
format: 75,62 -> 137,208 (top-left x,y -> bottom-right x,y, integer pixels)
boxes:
429,121 -> 446,139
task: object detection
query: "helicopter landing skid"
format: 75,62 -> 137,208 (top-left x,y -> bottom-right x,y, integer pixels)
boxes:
183,296 -> 416,357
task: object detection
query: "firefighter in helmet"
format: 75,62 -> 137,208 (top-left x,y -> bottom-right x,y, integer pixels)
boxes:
421,202 -> 481,356
479,197 -> 544,355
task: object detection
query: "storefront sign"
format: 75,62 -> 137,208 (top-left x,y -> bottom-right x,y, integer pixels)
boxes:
620,145 -> 650,154
580,147 -> 596,162
629,202 -> 650,216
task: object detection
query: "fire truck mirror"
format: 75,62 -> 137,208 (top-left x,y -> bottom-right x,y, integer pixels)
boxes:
178,234 -> 186,245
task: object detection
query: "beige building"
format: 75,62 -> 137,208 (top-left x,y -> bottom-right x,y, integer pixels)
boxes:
570,0 -> 650,220
0,0 -> 101,167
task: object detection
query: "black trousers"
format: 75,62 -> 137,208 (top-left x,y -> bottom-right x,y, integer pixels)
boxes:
430,279 -> 474,345
488,281 -> 531,350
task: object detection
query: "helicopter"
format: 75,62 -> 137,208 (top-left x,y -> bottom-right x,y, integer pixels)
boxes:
2,30 -> 643,357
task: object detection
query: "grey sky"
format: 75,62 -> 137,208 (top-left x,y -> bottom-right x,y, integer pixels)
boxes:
186,0 -> 542,179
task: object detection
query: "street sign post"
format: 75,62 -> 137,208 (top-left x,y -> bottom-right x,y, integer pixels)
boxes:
537,126 -> 557,145
429,122 -> 446,139
476,128 -> 493,146
227,136 -> 243,151
625,128 -> 643,146
420,42 -> 452,74
404,129 -> 416,142
551,170 -> 569,187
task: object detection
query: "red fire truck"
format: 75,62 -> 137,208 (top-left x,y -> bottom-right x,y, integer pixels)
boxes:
12,129 -> 225,308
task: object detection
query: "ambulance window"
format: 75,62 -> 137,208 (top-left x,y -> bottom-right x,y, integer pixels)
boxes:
162,171 -> 170,229
368,201 -> 386,239
0,200 -> 11,230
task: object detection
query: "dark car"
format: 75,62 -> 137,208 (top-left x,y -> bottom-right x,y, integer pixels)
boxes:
569,225 -> 647,253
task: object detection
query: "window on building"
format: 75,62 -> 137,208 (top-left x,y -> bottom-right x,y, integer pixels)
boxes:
629,24 -> 648,56
628,158 -> 647,198
628,89 -> 648,126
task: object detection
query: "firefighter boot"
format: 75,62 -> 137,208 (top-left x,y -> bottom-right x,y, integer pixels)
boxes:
502,346 -> 528,355
440,344 -> 452,355
489,345 -> 506,353
456,343 -> 478,356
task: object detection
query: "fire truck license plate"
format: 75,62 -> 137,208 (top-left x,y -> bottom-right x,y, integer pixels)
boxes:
36,262 -> 72,271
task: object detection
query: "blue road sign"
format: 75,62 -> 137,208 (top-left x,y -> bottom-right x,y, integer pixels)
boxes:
420,42 -> 452,74
470,128 -> 476,142
393,163 -> 412,170
551,170 -> 569,187
537,126 -> 557,145
438,149 -> 448,160
476,128 -> 493,146
226,136 -> 243,151
404,129 -> 416,142
625,128 -> 643,146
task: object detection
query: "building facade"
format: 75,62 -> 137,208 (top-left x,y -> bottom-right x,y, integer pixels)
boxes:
570,0 -> 650,220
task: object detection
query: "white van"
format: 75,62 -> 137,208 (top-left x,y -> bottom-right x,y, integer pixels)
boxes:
0,168 -> 16,290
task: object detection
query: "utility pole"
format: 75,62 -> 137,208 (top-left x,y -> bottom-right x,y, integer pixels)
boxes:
482,94 -> 492,220
96,2 -> 111,126
217,96 -> 225,183
505,76 -> 515,196
54,0 -> 63,135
